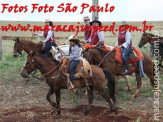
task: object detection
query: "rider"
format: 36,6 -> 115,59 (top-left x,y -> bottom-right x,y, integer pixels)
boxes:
115,21 -> 132,75
87,20 -> 105,48
62,38 -> 82,90
83,16 -> 91,42
35,19 -> 57,57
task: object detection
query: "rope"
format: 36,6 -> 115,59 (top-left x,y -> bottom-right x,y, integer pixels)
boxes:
97,49 -> 114,67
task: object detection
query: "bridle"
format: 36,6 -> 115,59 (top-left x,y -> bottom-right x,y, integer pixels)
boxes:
23,53 -> 62,79
140,34 -> 153,54
13,41 -> 23,56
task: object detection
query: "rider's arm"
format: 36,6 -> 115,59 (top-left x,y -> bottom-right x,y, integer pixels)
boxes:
122,31 -> 132,48
38,32 -> 44,37
115,41 -> 118,46
95,31 -> 104,47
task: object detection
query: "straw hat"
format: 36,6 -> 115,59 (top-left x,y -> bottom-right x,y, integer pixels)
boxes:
45,19 -> 50,23
83,16 -> 90,21
121,21 -> 128,26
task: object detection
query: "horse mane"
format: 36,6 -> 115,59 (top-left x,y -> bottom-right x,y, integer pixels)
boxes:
146,33 -> 163,39
95,47 -> 110,54
37,54 -> 60,65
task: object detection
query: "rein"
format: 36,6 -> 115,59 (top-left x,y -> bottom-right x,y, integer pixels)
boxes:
97,49 -> 114,67
36,60 -> 62,78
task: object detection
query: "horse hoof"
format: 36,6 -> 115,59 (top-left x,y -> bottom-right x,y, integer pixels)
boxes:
84,108 -> 90,115
57,110 -> 61,115
128,89 -> 132,92
132,94 -> 137,98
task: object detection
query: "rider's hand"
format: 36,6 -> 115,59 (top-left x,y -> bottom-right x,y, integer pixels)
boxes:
34,33 -> 38,36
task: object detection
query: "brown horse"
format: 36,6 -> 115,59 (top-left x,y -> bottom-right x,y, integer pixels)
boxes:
138,32 -> 163,68
13,38 -> 43,57
82,47 -> 155,98
21,52 -> 116,115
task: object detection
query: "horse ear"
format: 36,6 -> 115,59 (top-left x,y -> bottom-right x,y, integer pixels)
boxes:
13,38 -> 19,42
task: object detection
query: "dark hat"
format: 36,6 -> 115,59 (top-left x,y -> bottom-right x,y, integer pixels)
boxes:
69,38 -> 80,44
90,20 -> 102,26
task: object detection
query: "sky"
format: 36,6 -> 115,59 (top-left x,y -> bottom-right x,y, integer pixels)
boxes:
0,0 -> 162,22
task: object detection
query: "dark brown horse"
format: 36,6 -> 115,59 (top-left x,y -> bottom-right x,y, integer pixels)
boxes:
83,47 -> 156,98
21,52 -> 116,115
13,38 -> 43,57
138,32 -> 163,68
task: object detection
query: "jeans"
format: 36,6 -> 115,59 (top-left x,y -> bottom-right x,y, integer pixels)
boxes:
121,47 -> 132,70
43,41 -> 56,57
69,60 -> 80,83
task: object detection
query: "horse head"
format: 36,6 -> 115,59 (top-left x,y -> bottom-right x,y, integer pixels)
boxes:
21,51 -> 37,78
13,38 -> 23,57
138,32 -> 150,48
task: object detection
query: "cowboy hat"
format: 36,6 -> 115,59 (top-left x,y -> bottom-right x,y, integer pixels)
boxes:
121,21 -> 129,26
45,19 -> 50,23
90,20 -> 102,26
69,38 -> 80,44
83,16 -> 90,21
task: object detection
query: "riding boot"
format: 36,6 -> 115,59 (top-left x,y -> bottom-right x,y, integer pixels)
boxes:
122,69 -> 129,75
122,64 -> 129,75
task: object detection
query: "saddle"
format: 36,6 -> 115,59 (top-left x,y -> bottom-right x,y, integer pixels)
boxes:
84,44 -> 111,51
60,58 -> 92,79
115,46 -> 143,64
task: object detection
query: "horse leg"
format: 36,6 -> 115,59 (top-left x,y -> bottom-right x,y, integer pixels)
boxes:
98,88 -> 116,112
46,87 -> 57,108
55,90 -> 61,115
132,72 -> 142,98
123,76 -> 132,91
84,86 -> 94,115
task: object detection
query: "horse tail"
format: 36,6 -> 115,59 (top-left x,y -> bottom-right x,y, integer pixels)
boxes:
103,69 -> 115,102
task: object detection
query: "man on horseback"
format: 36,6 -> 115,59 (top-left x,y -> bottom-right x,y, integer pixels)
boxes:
83,16 -> 91,42
87,20 -> 105,48
115,21 -> 132,75
35,19 -> 57,57
61,38 -> 82,90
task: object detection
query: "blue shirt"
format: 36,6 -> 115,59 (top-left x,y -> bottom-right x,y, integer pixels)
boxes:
67,45 -> 81,61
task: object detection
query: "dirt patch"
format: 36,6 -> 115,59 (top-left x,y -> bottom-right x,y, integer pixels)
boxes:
0,105 -> 154,122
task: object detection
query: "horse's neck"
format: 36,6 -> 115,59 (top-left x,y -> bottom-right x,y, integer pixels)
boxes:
36,56 -> 57,75
149,35 -> 163,43
21,41 -> 36,53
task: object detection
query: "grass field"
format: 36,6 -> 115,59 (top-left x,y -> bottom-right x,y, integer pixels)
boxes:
0,21 -> 163,121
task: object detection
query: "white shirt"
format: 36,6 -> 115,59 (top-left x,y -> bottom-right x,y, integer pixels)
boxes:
115,31 -> 132,48
38,26 -> 54,42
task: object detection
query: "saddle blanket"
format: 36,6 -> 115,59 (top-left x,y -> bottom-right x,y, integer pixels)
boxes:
61,58 -> 92,79
115,46 -> 143,64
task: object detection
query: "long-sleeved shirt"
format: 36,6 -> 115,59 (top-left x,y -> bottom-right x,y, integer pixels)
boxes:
38,26 -> 54,42
87,30 -> 105,43
67,45 -> 81,61
115,31 -> 132,48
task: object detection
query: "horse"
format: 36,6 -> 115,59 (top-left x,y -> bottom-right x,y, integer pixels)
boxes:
82,47 -> 156,98
13,38 -> 43,57
20,51 -> 117,115
138,32 -> 163,69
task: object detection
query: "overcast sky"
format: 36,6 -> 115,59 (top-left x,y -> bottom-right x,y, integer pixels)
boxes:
0,0 -> 162,21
